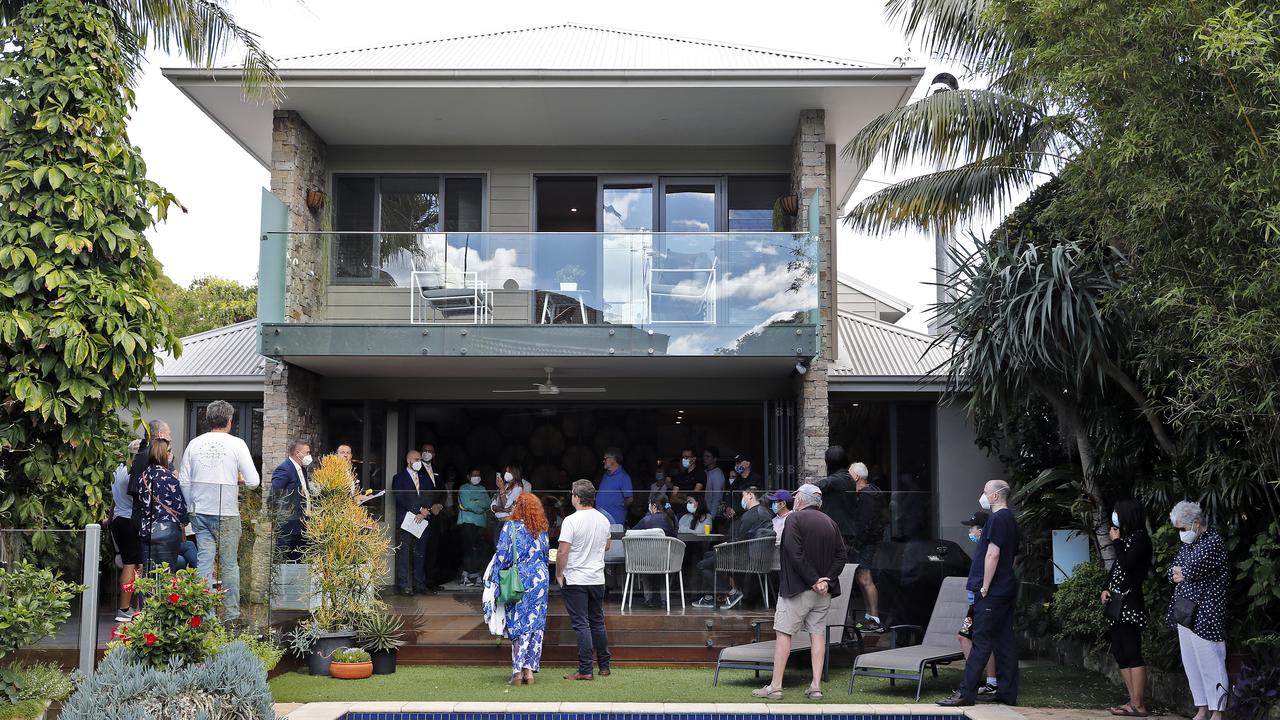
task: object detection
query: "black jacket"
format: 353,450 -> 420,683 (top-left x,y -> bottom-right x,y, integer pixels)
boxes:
734,503 -> 773,542
815,469 -> 856,538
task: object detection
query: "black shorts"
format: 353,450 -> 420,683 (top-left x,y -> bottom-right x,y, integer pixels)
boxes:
855,543 -> 877,569
958,604 -> 975,639
110,516 -> 143,566
1110,622 -> 1144,669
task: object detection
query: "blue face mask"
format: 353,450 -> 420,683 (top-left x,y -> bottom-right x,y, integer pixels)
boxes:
735,464 -> 746,475
687,503 -> 697,514
656,472 -> 665,481
968,531 -> 980,544
740,497 -> 748,510
771,502 -> 781,514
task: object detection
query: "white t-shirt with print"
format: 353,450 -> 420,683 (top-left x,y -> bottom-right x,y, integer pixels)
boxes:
558,506 -> 611,586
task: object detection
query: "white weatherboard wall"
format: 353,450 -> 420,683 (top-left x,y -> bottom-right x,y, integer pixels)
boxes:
935,403 -> 1005,548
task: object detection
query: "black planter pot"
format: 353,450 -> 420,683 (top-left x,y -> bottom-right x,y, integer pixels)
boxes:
371,649 -> 397,675
307,632 -> 355,676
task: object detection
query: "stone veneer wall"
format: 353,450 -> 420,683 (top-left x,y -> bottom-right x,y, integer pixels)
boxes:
271,110 -> 328,323
791,109 -> 833,480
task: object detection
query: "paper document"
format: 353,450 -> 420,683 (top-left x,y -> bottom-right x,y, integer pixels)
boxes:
400,511 -> 428,538
357,490 -> 386,505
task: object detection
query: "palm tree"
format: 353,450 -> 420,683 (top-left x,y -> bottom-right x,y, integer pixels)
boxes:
0,0 -> 279,97
842,0 -> 1085,234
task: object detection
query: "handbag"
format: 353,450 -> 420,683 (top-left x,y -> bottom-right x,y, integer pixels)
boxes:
1105,589 -> 1126,623
498,527 -> 526,605
1171,596 -> 1198,628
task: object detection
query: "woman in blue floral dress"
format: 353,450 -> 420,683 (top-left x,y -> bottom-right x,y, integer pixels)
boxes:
489,492 -> 550,684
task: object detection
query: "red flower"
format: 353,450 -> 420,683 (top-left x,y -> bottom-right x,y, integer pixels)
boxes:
144,633 -> 158,646
110,626 -> 119,639
168,593 -> 180,604
170,577 -> 179,588
190,616 -> 202,628
122,582 -> 135,592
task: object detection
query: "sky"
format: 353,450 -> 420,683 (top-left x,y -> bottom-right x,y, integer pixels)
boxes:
130,0 -> 954,332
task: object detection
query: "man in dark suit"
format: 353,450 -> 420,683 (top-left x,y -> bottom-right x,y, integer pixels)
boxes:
392,449 -> 432,595
271,440 -> 312,562
418,442 -> 445,591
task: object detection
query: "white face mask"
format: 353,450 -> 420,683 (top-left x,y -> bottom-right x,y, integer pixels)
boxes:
411,460 -> 423,471
978,492 -> 992,511
422,452 -> 433,462
301,454 -> 313,467
503,472 -> 514,483
1179,529 -> 1199,545
469,476 -> 481,485
1111,511 -> 1120,528
681,458 -> 693,469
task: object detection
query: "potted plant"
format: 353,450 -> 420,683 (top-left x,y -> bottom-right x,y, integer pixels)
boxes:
556,264 -> 585,292
356,613 -> 406,675
294,455 -> 391,676
329,647 -> 373,680
0,562 -> 81,719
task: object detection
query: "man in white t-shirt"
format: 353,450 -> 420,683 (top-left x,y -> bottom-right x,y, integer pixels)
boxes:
178,400 -> 261,622
555,479 -> 612,680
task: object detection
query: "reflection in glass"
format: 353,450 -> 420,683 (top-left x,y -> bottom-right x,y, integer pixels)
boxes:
601,183 -> 653,324
334,177 -> 376,280
662,184 -> 717,233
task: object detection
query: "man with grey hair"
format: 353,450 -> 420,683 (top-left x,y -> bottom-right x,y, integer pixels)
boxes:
752,483 -> 846,700
849,461 -> 886,633
940,479 -> 1020,706
557,479 -> 613,680
178,400 -> 261,622
127,419 -> 171,498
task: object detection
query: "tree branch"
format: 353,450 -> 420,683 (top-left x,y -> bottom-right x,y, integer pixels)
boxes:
1102,359 -> 1178,457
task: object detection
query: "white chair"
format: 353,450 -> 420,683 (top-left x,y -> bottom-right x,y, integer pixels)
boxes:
409,269 -> 493,324
646,244 -> 718,324
620,531 -> 687,613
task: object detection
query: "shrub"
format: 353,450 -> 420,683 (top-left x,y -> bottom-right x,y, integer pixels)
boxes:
109,567 -> 221,669
60,643 -> 272,720
12,663 -> 72,702
0,562 -> 80,701
0,700 -> 47,720
199,624 -> 284,673
1048,558 -> 1108,644
355,613 -> 405,654
331,647 -> 369,663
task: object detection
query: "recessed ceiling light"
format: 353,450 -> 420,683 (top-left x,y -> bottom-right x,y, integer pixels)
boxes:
569,207 -> 578,213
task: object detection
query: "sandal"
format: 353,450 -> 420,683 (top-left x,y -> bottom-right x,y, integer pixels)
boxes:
751,685 -> 783,700
508,673 -> 523,685
1111,705 -> 1149,717
804,688 -> 824,700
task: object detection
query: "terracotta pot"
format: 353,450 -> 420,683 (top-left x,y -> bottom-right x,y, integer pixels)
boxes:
779,194 -> 800,216
329,660 -> 373,680
305,189 -> 326,212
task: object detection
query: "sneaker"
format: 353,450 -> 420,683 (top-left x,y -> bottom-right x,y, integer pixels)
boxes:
692,595 -> 717,608
977,683 -> 998,699
721,590 -> 744,610
114,609 -> 136,623
860,618 -> 886,633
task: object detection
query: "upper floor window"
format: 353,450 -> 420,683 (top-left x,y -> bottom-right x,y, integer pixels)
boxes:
333,174 -> 484,284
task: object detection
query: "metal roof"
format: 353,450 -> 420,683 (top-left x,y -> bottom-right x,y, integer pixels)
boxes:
155,320 -> 265,380
831,310 -> 951,379
836,273 -> 913,315
272,23 -> 877,71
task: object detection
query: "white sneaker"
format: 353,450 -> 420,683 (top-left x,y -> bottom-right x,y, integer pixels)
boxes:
692,595 -> 716,608
114,609 -> 136,623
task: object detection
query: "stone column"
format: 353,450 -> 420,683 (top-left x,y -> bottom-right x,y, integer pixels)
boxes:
270,110 -> 328,323
791,109 -> 833,480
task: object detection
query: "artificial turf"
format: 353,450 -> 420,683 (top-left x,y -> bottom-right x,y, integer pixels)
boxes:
270,662 -> 1119,707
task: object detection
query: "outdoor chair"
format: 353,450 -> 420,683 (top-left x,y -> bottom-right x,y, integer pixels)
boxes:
712,534 -> 778,608
620,532 -> 687,613
847,574 -> 969,700
713,562 -> 861,685
410,269 -> 493,324
646,242 -> 718,324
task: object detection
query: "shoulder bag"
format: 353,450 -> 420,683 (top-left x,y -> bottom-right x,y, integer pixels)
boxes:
1105,589 -> 1126,623
498,526 -> 526,605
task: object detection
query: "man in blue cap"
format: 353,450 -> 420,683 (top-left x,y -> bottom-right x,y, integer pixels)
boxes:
766,489 -> 794,544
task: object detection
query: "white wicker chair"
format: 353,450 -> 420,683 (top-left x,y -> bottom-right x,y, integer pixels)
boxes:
620,533 -> 687,613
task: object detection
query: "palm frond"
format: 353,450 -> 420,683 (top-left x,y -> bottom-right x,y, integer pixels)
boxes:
884,0 -> 1013,71
843,160 -> 1043,234
842,88 -> 1052,172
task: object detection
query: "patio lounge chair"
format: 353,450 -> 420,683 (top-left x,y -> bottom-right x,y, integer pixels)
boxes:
847,575 -> 969,700
712,562 -> 861,685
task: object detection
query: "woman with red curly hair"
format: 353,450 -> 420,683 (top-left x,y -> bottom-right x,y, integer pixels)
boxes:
488,492 -> 550,685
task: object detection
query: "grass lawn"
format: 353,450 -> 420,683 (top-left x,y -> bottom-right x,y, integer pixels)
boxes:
270,662 -> 1117,707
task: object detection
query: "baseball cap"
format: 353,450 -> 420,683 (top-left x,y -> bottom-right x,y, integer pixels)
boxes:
961,510 -> 990,528
765,489 -> 794,505
795,483 -> 822,501
128,439 -> 143,454
733,453 -> 750,463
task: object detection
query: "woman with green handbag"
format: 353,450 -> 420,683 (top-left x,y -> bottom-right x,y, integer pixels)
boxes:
488,492 -> 550,685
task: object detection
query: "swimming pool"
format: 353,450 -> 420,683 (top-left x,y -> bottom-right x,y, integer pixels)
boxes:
327,706 -> 981,720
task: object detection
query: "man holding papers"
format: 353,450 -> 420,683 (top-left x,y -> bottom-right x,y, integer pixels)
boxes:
393,449 -> 432,596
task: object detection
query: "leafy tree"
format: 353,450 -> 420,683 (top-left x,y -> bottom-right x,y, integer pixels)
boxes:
157,274 -> 257,338
0,0 -> 180,545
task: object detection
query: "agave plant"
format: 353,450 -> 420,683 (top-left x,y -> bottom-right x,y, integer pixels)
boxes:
355,613 -> 406,654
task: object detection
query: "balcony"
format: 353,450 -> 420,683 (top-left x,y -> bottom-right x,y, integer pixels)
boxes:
260,231 -> 818,360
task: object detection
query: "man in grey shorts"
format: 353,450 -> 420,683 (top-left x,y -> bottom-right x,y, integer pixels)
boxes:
752,483 -> 847,700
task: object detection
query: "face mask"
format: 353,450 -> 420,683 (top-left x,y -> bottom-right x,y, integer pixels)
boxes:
411,460 -> 423,471
656,472 -> 665,481
469,476 -> 481,485
687,503 -> 697,514
978,493 -> 992,511
301,454 -> 313,467
503,472 -> 514,483
681,458 -> 693,469
1111,511 -> 1120,528
740,497 -> 748,510
771,502 -> 781,514
1179,529 -> 1199,545
968,531 -> 980,544
735,464 -> 745,475
422,452 -> 433,462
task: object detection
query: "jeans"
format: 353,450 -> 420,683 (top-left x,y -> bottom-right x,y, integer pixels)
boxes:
191,513 -> 242,620
141,521 -> 181,576
959,593 -> 1019,704
562,584 -> 610,675
174,540 -> 198,571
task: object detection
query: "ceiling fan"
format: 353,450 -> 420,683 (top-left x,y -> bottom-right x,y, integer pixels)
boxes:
492,367 -> 606,395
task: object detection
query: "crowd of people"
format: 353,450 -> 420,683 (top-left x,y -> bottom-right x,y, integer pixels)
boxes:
109,415 -> 1230,707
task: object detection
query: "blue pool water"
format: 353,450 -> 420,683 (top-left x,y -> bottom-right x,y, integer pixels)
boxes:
343,714 -> 956,720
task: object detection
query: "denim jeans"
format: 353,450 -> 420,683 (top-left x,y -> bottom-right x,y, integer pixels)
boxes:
191,513 -> 242,620
561,584 -> 610,675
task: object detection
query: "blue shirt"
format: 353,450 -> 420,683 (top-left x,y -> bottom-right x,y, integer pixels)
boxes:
597,467 -> 633,524
967,507 -> 1019,598
111,464 -> 133,520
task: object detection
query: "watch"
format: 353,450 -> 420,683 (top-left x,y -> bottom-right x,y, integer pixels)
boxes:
980,587 -> 988,597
